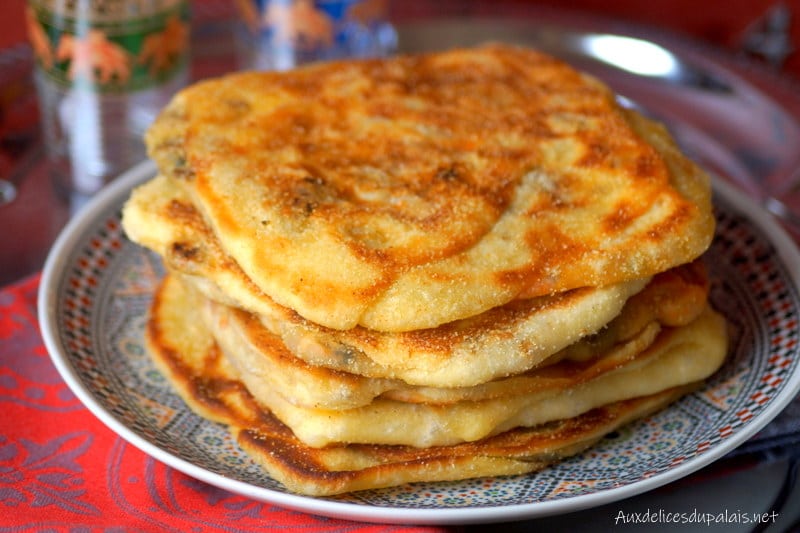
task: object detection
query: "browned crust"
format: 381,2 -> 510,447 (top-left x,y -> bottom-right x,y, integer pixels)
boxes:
140,43 -> 715,331
234,386 -> 692,495
146,275 -> 700,496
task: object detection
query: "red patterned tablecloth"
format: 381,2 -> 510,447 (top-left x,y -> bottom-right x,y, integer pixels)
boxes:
0,273 -> 455,531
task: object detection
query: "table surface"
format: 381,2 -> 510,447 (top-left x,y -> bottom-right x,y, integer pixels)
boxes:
3,1 -> 800,531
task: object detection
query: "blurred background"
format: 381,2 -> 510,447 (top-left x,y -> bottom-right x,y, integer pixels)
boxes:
3,0 -> 799,78
398,1 -> 800,78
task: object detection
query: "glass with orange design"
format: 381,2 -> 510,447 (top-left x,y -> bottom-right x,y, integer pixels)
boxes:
26,0 -> 190,207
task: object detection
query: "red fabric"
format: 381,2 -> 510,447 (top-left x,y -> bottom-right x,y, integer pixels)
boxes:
0,273 -> 455,531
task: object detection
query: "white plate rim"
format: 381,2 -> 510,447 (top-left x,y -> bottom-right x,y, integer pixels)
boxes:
37,160 -> 800,525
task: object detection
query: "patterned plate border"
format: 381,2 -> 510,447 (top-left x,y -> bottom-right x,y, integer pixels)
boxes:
39,161 -> 800,525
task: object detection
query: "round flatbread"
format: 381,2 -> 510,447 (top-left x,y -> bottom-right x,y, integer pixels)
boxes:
143,43 -> 715,331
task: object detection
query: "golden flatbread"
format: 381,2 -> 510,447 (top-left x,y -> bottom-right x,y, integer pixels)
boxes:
123,42 -> 727,496
122,172 -> 711,387
139,43 -> 715,331
145,273 -> 702,496
201,262 -> 711,408
149,274 -> 727,448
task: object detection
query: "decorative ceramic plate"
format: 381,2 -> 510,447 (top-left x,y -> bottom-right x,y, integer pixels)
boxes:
38,160 -> 800,525
38,20 -> 800,526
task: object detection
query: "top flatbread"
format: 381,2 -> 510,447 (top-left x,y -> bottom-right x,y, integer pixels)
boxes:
143,43 -> 715,331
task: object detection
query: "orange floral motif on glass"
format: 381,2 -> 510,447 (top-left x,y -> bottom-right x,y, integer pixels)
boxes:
56,30 -> 131,84
139,15 -> 189,74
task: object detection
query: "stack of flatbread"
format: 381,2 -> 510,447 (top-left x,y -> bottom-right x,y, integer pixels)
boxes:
121,43 -> 728,496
